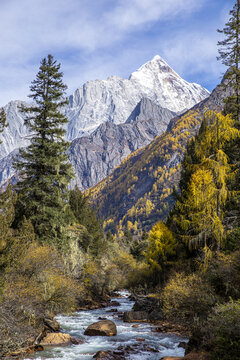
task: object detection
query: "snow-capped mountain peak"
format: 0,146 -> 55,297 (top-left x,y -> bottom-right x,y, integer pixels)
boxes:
129,55 -> 210,113
0,55 -> 210,160
129,54 -> 179,85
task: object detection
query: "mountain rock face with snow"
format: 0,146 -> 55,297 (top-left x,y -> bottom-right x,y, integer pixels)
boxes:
65,55 -> 209,140
90,79 -> 228,234
0,55 -> 210,189
0,98 -> 176,189
0,55 -> 209,161
69,98 -> 177,189
0,101 -> 30,159
129,55 -> 208,113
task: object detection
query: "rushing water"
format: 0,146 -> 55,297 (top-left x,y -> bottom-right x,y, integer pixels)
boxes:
26,291 -> 187,360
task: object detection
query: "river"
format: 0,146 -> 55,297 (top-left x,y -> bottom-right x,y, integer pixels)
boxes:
26,291 -> 187,360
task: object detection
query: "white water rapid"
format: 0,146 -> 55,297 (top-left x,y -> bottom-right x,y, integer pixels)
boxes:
26,291 -> 187,360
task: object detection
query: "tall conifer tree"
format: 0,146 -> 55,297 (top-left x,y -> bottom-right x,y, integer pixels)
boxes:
14,55 -> 74,247
217,0 -> 240,123
218,1 -> 240,223
169,112 -> 239,252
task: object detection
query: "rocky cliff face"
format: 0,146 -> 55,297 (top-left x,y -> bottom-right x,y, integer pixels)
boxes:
0,101 -> 30,160
69,98 -> 176,189
65,55 -> 209,140
0,55 -> 209,189
0,55 -> 209,161
0,98 -> 176,189
0,149 -> 19,186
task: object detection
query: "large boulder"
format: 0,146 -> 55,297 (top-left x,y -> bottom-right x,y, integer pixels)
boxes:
40,333 -> 72,346
133,296 -> 159,312
123,310 -> 149,322
148,309 -> 163,321
160,352 -> 210,360
40,332 -> 83,346
93,350 -> 124,359
84,320 -> 117,336
131,295 -> 163,322
93,343 -> 160,359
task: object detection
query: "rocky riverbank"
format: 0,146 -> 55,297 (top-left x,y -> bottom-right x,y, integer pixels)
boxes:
3,291 -> 210,359
4,292 -> 211,360
22,291 -> 188,360
1,295 -> 115,359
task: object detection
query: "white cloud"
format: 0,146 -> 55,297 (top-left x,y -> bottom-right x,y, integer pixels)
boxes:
0,0 -> 207,57
108,0 -> 206,30
161,32 -> 221,77
0,0 -> 223,106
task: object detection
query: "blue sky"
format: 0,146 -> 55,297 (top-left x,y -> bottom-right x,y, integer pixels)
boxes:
0,0 -> 235,106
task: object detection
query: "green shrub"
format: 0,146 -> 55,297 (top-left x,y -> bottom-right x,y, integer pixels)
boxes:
161,272 -> 218,326
4,242 -> 82,314
208,300 -> 240,360
205,251 -> 240,300
225,227 -> 240,252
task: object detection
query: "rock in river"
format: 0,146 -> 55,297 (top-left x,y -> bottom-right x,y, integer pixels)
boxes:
160,352 -> 210,360
123,310 -> 149,322
40,333 -> 72,346
40,332 -> 84,346
84,320 -> 117,336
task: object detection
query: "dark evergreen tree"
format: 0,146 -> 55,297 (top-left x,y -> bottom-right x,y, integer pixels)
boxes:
69,187 -> 106,256
218,1 -> 240,225
14,55 -> 74,247
217,0 -> 240,123
168,111 -> 239,254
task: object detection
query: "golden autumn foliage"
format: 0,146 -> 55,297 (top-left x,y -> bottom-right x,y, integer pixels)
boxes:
114,250 -> 150,288
161,272 -> 218,326
4,240 -> 82,314
143,222 -> 177,283
171,111 -> 240,253
176,168 -> 223,250
90,110 -> 201,235
83,258 -> 122,296
80,238 -> 150,295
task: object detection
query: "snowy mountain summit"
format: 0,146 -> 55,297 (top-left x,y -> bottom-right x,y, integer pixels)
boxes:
129,55 -> 209,113
0,55 -> 209,160
65,55 -> 209,140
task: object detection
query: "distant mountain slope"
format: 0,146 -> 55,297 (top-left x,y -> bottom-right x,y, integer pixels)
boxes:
0,101 -> 30,160
69,98 -> 176,189
90,80 -> 227,235
0,98 -> 176,189
0,55 -> 209,161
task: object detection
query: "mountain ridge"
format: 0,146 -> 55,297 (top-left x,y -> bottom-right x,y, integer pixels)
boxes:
0,55 -> 209,189
0,98 -> 177,189
0,55 -> 209,161
69,98 -> 177,189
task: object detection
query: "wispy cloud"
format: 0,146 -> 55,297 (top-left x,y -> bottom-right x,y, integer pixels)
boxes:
161,31 -> 225,87
0,0 -> 232,105
108,0 -> 205,30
